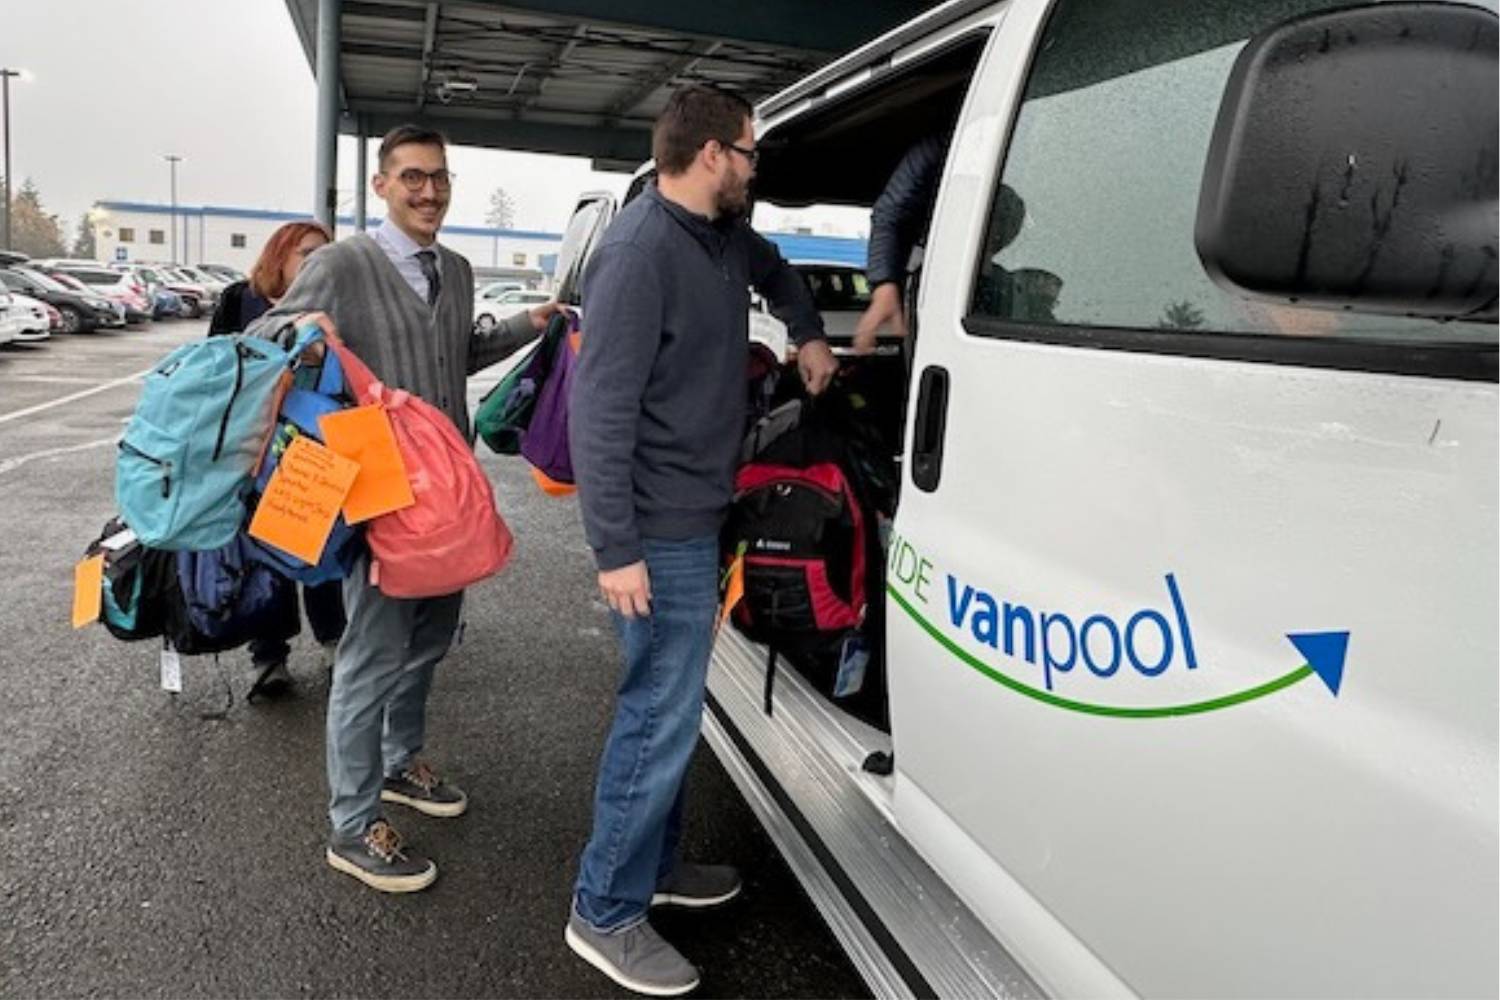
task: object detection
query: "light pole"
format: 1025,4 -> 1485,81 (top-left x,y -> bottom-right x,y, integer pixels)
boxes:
164,154 -> 182,263
1,68 -> 30,252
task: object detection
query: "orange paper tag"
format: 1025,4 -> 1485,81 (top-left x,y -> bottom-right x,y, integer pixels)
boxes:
248,436 -> 360,565
72,554 -> 105,629
717,550 -> 746,632
318,405 -> 415,524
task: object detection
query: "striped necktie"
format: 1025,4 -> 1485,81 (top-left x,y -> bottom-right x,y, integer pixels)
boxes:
415,249 -> 441,306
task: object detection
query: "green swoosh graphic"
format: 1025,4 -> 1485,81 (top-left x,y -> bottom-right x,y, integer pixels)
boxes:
887,584 -> 1314,719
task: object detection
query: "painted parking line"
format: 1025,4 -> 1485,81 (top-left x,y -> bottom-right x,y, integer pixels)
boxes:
0,435 -> 121,476
0,368 -> 152,426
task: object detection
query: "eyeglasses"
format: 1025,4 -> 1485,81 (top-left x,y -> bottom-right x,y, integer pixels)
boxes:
391,168 -> 455,192
724,142 -> 760,167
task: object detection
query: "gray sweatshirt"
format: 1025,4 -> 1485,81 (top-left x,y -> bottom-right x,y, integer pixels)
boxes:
569,184 -> 826,571
246,232 -> 538,439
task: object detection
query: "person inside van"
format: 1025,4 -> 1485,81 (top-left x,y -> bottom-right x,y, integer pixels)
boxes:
208,220 -> 344,699
853,132 -> 1059,351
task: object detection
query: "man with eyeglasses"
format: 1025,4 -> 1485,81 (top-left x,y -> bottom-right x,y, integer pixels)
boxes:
251,124 -> 558,894
564,85 -> 838,996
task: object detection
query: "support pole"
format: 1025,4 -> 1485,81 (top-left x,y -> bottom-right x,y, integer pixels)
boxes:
314,0 -> 341,234
354,119 -> 368,232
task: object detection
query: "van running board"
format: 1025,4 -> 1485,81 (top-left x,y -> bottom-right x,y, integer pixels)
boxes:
703,629 -> 1044,1000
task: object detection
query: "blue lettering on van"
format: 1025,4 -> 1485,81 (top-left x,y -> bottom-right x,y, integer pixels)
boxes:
945,572 -> 1198,691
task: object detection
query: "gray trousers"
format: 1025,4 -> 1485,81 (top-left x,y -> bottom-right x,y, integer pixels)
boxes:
327,557 -> 464,839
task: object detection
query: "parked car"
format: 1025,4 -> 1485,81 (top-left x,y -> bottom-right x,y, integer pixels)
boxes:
158,269 -> 210,317
558,2 -> 1499,997
43,263 -> 153,323
0,291 -> 19,346
152,287 -> 185,320
476,279 -> 526,301
0,291 -> 53,343
0,265 -> 122,332
473,289 -> 553,332
175,265 -> 230,301
198,263 -> 245,284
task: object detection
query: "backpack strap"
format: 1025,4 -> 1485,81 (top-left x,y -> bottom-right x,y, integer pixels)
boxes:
763,643 -> 777,716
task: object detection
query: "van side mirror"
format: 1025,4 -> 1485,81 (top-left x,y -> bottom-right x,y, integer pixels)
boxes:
1196,3 -> 1498,322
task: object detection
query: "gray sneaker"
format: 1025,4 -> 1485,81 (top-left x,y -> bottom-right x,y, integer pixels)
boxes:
325,819 -> 436,893
564,909 -> 700,997
381,760 -> 468,818
652,862 -> 742,909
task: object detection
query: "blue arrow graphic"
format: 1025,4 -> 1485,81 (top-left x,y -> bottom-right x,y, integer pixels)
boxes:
1287,631 -> 1351,695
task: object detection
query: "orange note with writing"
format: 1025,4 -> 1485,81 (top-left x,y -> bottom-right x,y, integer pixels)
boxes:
72,554 -> 105,629
248,436 -> 360,564
318,405 -> 415,524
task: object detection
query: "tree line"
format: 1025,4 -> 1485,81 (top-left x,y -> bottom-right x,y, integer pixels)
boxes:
0,177 -> 96,259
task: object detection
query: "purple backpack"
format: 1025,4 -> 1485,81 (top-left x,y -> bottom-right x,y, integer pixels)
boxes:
520,312 -> 580,484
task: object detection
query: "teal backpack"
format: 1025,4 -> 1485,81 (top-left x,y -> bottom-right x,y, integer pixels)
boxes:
116,322 -> 324,550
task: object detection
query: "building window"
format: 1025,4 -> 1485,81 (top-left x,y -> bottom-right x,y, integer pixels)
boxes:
512,253 -> 528,267
119,227 -> 135,243
231,233 -> 247,249
149,229 -> 165,245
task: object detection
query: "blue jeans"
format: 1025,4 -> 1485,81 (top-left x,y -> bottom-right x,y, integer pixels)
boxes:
574,535 -> 720,931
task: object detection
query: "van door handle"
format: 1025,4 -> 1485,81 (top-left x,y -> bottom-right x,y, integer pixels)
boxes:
911,366 -> 949,493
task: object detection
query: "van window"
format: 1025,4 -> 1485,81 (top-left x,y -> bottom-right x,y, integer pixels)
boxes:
969,0 -> 1496,346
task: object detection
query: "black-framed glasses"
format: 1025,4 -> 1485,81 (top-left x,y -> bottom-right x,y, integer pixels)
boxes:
724,142 -> 760,167
392,168 -> 455,192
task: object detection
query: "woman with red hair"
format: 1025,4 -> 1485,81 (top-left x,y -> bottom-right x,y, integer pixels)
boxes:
210,220 -> 344,698
210,220 -> 333,335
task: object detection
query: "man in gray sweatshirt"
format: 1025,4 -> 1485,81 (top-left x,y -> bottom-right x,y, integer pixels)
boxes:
250,125 -> 554,893
564,86 -> 838,996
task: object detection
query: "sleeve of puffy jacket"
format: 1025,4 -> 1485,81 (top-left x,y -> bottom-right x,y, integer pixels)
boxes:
865,132 -> 948,287
744,227 -> 826,347
568,242 -> 663,571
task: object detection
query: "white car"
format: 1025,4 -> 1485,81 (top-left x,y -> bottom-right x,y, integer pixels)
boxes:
476,280 -> 526,301
0,291 -> 53,343
474,289 -> 553,331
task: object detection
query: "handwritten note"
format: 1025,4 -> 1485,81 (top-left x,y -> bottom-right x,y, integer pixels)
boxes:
72,554 -> 105,629
318,405 -> 415,524
248,436 -> 359,565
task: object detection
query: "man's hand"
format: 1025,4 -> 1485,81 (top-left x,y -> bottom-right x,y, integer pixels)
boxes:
599,561 -> 652,618
852,283 -> 908,354
797,339 -> 839,396
527,300 -> 564,332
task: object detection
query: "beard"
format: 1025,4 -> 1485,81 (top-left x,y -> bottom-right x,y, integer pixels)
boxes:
714,174 -> 751,219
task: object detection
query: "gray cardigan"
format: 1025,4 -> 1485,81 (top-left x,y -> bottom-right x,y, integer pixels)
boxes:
247,232 -> 538,439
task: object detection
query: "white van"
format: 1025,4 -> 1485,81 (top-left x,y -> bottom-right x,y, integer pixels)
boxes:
557,1 -> 1497,995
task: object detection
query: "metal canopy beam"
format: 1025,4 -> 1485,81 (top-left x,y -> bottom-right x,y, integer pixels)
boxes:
353,108 -> 652,162
455,0 -> 932,54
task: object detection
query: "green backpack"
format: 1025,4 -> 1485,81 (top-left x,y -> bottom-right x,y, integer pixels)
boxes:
473,312 -> 568,455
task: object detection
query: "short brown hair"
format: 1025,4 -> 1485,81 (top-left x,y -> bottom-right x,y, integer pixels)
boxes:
378,124 -> 447,170
249,221 -> 332,300
651,86 -> 753,176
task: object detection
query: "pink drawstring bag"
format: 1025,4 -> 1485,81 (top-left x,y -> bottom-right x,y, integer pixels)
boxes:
304,313 -> 512,598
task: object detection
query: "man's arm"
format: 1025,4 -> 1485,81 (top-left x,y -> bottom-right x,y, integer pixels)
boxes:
855,133 -> 948,351
866,132 -> 947,288
468,311 -> 543,374
244,249 -> 339,344
745,228 -> 839,395
568,242 -> 663,576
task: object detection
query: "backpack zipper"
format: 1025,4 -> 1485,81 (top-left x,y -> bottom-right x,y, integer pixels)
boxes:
119,441 -> 173,498
212,342 -> 251,461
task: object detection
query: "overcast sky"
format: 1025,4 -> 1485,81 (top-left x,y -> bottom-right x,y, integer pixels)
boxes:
3,1 -> 644,237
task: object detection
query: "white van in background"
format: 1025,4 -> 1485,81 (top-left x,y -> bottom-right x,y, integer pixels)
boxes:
556,1 -> 1497,994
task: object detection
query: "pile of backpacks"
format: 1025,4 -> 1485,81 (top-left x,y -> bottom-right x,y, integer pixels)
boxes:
82,312 -> 513,683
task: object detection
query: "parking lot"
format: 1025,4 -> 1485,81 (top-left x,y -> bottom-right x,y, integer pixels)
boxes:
0,323 -> 868,999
